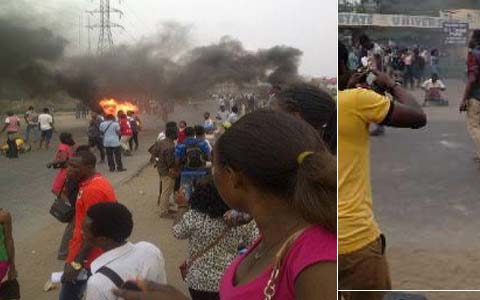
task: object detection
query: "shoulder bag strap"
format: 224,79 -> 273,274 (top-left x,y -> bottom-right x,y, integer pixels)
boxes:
102,121 -> 114,134
189,226 -> 230,265
263,228 -> 307,300
96,266 -> 125,288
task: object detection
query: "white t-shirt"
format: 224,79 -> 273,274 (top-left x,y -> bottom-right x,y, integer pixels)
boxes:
86,242 -> 167,300
38,113 -> 53,131
422,79 -> 445,90
227,112 -> 239,124
216,110 -> 229,123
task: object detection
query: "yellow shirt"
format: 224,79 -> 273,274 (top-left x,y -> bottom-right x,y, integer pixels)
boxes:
338,88 -> 391,255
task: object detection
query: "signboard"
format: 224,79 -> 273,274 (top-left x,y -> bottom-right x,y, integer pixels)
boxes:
443,22 -> 469,45
339,12 -> 480,30
339,13 -> 446,28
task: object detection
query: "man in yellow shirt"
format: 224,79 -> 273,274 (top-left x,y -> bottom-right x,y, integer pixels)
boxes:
338,41 -> 426,299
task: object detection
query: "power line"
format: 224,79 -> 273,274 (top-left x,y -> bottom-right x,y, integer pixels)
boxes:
86,0 -> 125,54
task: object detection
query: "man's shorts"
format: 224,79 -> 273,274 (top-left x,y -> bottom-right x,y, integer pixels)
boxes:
41,129 -> 53,142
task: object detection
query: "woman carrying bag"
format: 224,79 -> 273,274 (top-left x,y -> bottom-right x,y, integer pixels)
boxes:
173,177 -> 257,300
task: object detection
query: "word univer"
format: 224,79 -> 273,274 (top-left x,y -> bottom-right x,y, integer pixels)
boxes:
339,13 -> 448,29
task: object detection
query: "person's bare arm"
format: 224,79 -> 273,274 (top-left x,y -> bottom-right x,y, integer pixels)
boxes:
373,70 -> 427,129
295,261 -> 336,300
0,211 -> 16,279
461,72 -> 476,112
0,123 -> 7,133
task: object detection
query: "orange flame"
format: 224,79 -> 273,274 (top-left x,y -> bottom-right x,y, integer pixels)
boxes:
99,98 -> 139,116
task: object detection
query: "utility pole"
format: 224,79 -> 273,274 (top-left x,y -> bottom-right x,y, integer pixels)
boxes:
86,0 -> 124,55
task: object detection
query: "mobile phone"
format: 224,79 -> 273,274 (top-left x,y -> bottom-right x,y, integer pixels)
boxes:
121,281 -> 142,291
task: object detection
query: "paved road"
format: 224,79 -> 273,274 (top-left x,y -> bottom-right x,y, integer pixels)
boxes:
371,80 -> 480,250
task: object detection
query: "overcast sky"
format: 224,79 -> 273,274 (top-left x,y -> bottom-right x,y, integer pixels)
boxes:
16,0 -> 337,77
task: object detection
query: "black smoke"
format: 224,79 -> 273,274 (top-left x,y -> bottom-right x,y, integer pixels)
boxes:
0,18 -> 67,98
0,16 -> 303,108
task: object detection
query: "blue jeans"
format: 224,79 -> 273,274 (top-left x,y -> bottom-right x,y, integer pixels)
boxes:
24,124 -> 39,143
59,280 -> 87,300
180,170 -> 208,201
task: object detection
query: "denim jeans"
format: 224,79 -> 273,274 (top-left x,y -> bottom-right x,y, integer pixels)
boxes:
24,124 -> 39,143
180,170 -> 208,201
59,280 -> 87,300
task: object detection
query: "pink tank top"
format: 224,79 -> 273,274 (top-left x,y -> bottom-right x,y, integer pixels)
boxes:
219,225 -> 336,300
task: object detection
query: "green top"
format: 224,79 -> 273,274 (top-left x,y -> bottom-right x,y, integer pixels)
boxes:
0,224 -> 8,262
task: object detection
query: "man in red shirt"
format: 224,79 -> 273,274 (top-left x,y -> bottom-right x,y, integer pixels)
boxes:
118,112 -> 133,156
60,150 -> 116,300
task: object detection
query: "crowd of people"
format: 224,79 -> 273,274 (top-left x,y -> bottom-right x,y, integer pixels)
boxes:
1,106 -> 57,158
0,82 -> 338,300
347,35 -> 442,89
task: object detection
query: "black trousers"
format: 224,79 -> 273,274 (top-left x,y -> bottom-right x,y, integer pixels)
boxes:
89,137 -> 105,161
105,146 -> 123,171
129,132 -> 139,150
6,134 -> 18,158
188,289 -> 219,300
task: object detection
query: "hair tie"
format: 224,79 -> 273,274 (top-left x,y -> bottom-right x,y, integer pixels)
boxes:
297,151 -> 314,165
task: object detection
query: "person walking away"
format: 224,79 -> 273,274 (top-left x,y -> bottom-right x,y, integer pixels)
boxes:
1,112 -> 20,158
150,126 -> 178,218
100,114 -> 126,172
113,110 -> 337,300
118,112 -> 133,156
127,111 -> 141,151
84,202 -> 167,300
338,42 -> 426,300
460,30 -> 480,162
48,132 -> 75,195
24,106 -> 38,144
431,49 -> 440,76
227,106 -> 239,124
194,125 -> 212,154
175,127 -> 210,202
88,112 -> 105,163
203,112 -> 215,134
173,177 -> 258,300
38,107 -> 54,150
0,209 -> 17,289
177,121 -> 187,144
215,106 -> 229,125
60,151 -> 117,300
412,48 -> 425,88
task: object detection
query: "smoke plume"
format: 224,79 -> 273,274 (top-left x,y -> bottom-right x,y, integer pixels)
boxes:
0,11 -> 303,109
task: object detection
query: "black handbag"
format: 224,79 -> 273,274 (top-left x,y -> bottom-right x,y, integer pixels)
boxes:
49,197 -> 74,223
49,181 -> 74,223
0,279 -> 20,300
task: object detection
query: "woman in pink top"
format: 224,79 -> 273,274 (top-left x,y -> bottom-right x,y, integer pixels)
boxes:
1,112 -> 20,158
49,132 -> 75,195
113,110 -> 337,300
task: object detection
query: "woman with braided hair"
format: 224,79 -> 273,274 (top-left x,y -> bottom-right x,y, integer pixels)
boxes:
270,83 -> 337,154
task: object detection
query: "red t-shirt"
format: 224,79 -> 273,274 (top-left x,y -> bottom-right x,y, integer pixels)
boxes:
67,173 -> 116,268
119,118 -> 133,136
177,129 -> 186,144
